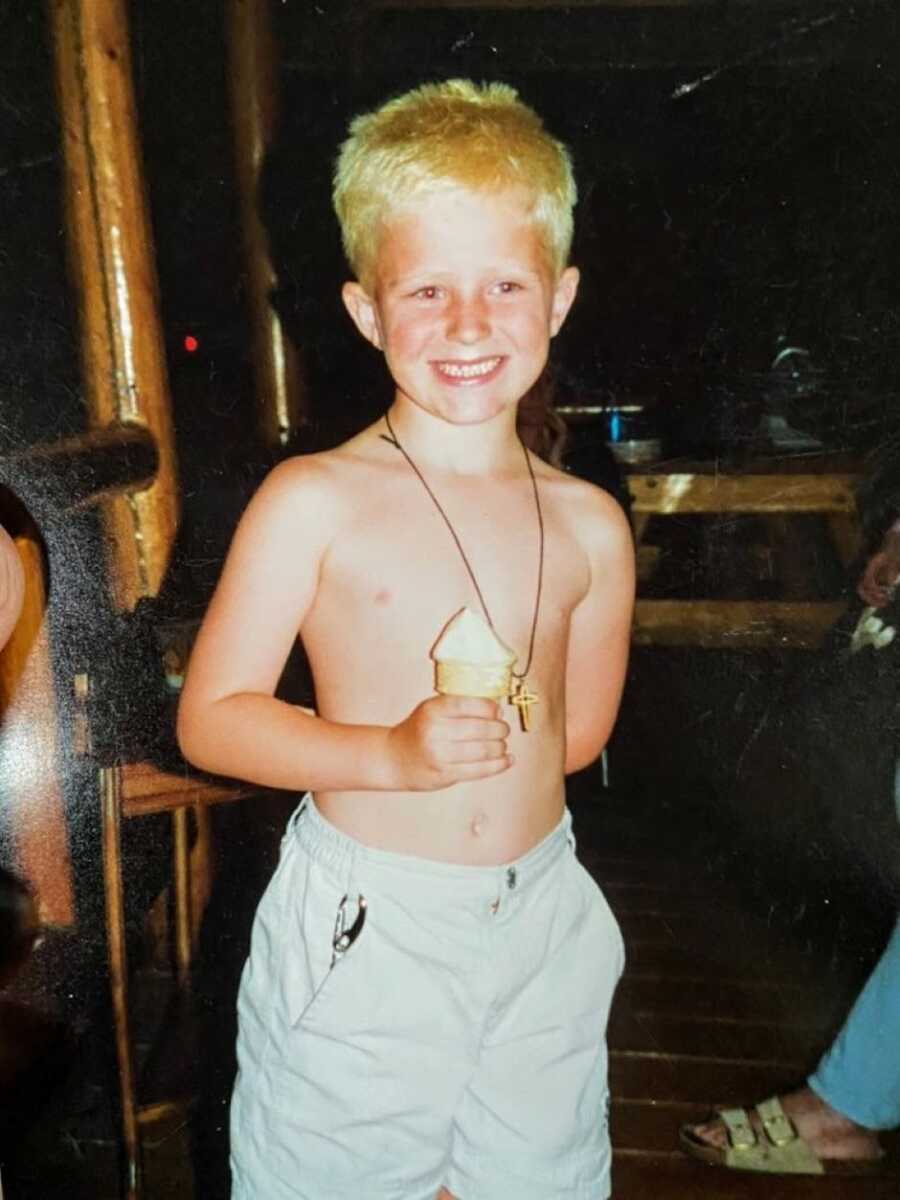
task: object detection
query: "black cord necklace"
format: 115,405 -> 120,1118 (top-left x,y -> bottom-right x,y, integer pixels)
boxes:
380,409 -> 544,731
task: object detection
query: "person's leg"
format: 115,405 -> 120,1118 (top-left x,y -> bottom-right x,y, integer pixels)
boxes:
683,917 -> 900,1165
808,915 -> 900,1131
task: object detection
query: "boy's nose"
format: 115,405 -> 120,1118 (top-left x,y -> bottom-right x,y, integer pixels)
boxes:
446,294 -> 490,344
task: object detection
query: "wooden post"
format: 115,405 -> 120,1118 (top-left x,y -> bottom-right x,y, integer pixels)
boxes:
50,0 -> 179,609
0,538 -> 75,925
228,0 -> 308,448
190,802 -> 214,946
100,764 -> 142,1200
172,805 -> 193,990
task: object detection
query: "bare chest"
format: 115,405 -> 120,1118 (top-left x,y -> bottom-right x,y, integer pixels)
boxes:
302,476 -> 588,712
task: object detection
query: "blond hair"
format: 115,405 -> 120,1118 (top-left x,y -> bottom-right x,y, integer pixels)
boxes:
333,79 -> 577,289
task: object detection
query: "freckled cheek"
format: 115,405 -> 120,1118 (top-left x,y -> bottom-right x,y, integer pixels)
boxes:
383,317 -> 437,363
499,310 -> 546,349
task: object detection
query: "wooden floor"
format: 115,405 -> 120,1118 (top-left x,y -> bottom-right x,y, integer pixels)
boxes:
2,782 -> 897,1198
575,787 -> 899,1200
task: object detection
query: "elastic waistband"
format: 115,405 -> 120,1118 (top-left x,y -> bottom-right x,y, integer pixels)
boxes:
287,793 -> 573,899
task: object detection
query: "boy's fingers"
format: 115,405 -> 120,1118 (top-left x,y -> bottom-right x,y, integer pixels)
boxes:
448,718 -> 510,742
434,694 -> 499,719
448,739 -> 509,764
448,755 -> 514,781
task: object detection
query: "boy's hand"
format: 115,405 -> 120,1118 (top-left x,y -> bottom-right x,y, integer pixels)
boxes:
386,695 -> 512,790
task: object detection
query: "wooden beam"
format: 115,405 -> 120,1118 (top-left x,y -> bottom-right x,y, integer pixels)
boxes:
629,473 -> 858,516
0,427 -> 158,516
228,0 -> 308,448
0,538 -> 74,925
50,0 -> 179,609
99,763 -> 142,1199
633,599 -> 848,650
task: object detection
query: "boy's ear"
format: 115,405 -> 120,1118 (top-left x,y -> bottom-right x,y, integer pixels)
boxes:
549,266 -> 579,338
341,282 -> 383,350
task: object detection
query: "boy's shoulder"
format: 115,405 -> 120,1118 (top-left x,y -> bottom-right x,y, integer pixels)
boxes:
240,431 -> 387,555
536,457 -> 631,542
258,427 -> 383,505
534,459 -> 633,575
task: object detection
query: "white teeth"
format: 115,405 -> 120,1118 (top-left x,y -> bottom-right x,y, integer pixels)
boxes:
436,357 -> 501,379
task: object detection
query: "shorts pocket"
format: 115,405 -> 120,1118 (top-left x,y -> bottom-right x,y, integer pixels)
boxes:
288,858 -> 368,1029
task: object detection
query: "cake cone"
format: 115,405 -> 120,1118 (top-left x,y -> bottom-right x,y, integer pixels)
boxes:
432,607 -> 516,700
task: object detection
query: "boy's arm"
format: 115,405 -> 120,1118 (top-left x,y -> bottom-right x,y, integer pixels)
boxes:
177,459 -> 511,793
563,487 -> 635,775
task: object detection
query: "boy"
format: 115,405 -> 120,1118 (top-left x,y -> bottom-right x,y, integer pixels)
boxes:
178,79 -> 634,1200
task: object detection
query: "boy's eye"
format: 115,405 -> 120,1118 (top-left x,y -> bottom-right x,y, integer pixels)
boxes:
412,286 -> 441,300
494,280 -> 523,295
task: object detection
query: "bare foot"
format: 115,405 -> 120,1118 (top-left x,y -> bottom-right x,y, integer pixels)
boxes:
688,1088 -> 883,1163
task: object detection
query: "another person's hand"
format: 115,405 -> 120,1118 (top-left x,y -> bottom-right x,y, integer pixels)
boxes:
386,694 -> 512,791
858,528 -> 900,608
0,525 -> 24,652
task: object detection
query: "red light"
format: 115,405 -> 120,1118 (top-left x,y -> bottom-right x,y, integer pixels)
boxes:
183,335 -> 199,353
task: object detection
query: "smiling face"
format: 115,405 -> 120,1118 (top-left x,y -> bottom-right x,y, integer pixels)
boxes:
342,186 -> 579,428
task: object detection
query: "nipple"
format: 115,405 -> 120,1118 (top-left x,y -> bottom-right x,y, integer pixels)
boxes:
470,812 -> 488,838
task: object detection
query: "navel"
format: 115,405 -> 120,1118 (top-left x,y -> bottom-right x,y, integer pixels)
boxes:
470,811 -> 488,838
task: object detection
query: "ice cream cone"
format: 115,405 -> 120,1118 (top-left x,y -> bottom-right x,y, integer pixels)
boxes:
432,607 -> 517,700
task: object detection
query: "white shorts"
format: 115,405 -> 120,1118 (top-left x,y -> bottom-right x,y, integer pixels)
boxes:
230,796 -> 625,1200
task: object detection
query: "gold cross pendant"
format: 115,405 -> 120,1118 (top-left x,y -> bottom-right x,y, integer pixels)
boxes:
509,678 -> 539,732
